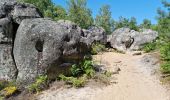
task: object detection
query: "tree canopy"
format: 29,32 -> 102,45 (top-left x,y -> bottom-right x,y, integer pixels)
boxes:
95,5 -> 114,34
67,0 -> 93,29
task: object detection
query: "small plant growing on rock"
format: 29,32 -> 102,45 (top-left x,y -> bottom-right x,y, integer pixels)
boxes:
91,42 -> 105,55
0,81 -> 18,99
28,75 -> 48,93
59,74 -> 86,87
0,86 -> 18,97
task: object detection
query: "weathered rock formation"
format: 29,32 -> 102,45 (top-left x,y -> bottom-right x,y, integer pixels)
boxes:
81,26 -> 107,46
0,0 -> 43,83
14,19 -> 88,85
108,28 -> 158,52
0,0 -> 159,87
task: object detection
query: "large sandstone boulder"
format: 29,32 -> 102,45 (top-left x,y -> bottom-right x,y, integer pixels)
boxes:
109,28 -> 158,52
0,18 -> 17,81
81,26 -> 107,46
0,45 -> 17,81
0,1 -> 42,24
13,19 -> 88,85
0,0 -> 43,82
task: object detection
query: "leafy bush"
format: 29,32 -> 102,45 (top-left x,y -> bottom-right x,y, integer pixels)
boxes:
71,60 -> 95,78
142,42 -> 157,53
161,62 -> 170,74
28,75 -> 48,93
58,74 -> 86,87
91,43 -> 105,55
0,86 -> 18,97
58,58 -> 95,87
160,43 -> 170,61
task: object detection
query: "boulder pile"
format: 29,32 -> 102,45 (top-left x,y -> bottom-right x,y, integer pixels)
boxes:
0,0 -> 158,87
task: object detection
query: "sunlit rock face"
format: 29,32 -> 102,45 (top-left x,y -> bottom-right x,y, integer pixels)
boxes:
108,28 -> 158,52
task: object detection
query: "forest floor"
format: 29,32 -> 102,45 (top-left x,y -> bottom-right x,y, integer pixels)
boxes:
37,52 -> 170,100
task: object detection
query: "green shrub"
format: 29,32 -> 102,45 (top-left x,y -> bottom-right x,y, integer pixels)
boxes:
58,74 -> 86,87
0,81 -> 18,98
71,59 -> 95,78
71,64 -> 82,77
161,62 -> 170,74
160,43 -> 170,61
91,43 -> 105,55
104,71 -> 112,77
28,75 -> 48,93
58,58 -> 95,87
1,86 -> 18,97
142,42 -> 156,53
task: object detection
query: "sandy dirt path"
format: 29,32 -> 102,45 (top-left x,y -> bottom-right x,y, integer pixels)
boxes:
37,52 -> 170,100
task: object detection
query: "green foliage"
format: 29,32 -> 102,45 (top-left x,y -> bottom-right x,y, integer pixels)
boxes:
28,75 -> 48,93
128,17 -> 139,31
1,86 -> 18,97
18,0 -> 53,15
71,59 -> 95,78
140,19 -> 152,29
160,43 -> 170,61
114,16 -> 139,31
142,42 -> 157,53
91,43 -> 105,55
95,5 -> 114,34
44,5 -> 67,20
0,81 -> 18,98
71,64 -> 82,77
161,62 -> 170,73
104,71 -> 112,77
59,74 -> 86,87
58,58 -> 95,87
67,0 -> 93,29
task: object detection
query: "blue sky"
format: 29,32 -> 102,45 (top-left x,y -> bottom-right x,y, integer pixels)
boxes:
52,0 -> 168,24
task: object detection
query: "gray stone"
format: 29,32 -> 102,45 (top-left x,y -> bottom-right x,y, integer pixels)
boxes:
81,26 -> 107,46
139,53 -> 160,75
13,19 -> 87,85
0,45 -> 17,81
109,28 -> 158,52
0,17 -> 16,81
0,18 -> 13,43
0,1 -> 42,23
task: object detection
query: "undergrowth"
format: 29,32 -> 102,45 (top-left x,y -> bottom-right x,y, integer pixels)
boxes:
142,42 -> 157,53
0,80 -> 18,99
91,42 -> 105,55
58,58 -> 112,87
28,75 -> 48,93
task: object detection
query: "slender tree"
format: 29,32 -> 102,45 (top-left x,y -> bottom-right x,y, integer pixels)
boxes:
95,5 -> 114,34
140,19 -> 152,29
67,0 -> 93,29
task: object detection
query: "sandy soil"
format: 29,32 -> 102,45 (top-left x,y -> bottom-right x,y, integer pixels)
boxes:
37,52 -> 170,100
